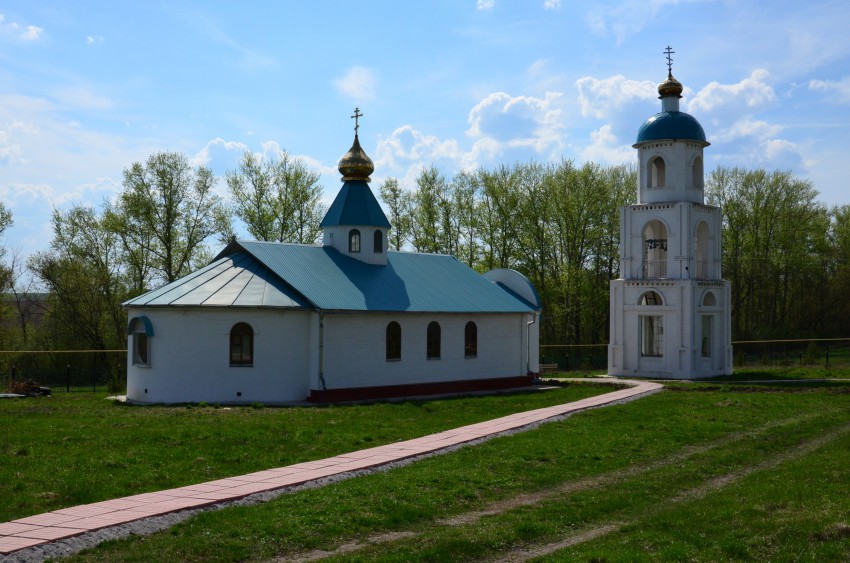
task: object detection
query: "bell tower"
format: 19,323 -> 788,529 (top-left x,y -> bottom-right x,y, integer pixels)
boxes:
608,48 -> 732,379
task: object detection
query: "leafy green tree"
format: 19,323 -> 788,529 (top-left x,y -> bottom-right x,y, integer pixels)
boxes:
28,206 -> 128,351
707,167 -> 829,339
378,177 -> 411,251
226,150 -> 324,244
450,171 -> 480,267
408,166 -> 448,254
475,165 -> 523,270
0,202 -> 13,292
115,151 -> 228,285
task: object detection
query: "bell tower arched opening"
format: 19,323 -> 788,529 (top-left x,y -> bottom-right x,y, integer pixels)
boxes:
642,220 -> 668,278
695,221 -> 710,279
691,155 -> 704,190
648,156 -> 666,188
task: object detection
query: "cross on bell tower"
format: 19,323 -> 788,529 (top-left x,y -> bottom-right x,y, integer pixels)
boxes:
351,107 -> 363,134
664,45 -> 675,76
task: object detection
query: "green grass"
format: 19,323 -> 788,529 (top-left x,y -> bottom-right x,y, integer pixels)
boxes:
0,382 -> 614,523
51,379 -> 850,562
709,365 -> 850,381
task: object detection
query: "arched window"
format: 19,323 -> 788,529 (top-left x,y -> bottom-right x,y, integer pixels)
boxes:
695,221 -> 710,279
642,220 -> 668,278
230,323 -> 253,366
702,291 -> 716,307
638,291 -> 664,306
386,321 -> 401,360
374,230 -> 383,253
692,155 -> 704,189
649,156 -> 666,187
427,321 -> 441,359
127,316 -> 153,367
464,321 -> 477,358
349,229 -> 361,253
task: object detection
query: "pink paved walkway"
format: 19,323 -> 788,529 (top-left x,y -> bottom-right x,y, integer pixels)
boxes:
0,379 -> 662,557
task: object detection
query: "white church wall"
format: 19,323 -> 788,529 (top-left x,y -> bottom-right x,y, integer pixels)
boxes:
319,313 -> 529,391
126,307 -> 312,404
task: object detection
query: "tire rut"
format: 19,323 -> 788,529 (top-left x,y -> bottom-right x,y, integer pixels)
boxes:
270,409 -> 833,562
493,419 -> 850,562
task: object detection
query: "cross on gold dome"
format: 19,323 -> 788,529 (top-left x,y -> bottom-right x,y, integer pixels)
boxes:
664,45 -> 675,76
351,107 -> 363,134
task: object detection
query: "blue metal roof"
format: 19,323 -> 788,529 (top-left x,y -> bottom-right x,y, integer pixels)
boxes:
126,240 -> 538,314
208,241 -> 536,313
319,180 -> 391,228
123,252 -> 311,309
635,111 -> 708,145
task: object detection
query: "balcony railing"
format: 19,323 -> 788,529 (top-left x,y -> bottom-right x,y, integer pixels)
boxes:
643,259 -> 667,278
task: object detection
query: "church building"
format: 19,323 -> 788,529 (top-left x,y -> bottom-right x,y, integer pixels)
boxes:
124,112 -> 541,404
608,50 -> 732,379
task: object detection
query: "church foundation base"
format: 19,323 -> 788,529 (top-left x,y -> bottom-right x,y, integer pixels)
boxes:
308,374 -> 536,403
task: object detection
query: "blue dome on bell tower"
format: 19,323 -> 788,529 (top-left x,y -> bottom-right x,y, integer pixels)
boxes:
634,57 -> 709,148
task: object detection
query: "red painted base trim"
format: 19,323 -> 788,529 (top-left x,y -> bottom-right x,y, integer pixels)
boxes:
308,374 -> 536,403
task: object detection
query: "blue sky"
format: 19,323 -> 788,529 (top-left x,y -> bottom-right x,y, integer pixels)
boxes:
2,0 -> 850,258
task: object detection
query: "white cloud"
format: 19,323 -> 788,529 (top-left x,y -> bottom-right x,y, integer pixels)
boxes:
85,35 -> 104,45
190,137 -> 249,171
543,0 -> 561,9
375,125 -> 465,170
808,76 -> 850,104
586,0 -> 688,44
477,0 -> 495,10
0,13 -> 44,41
687,69 -> 776,114
333,66 -> 377,103
466,91 -> 565,154
579,125 -> 633,165
576,75 -> 656,119
21,25 -> 42,40
711,118 -> 781,144
375,91 -> 568,184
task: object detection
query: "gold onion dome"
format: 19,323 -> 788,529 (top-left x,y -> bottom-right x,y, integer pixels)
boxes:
658,71 -> 683,98
338,134 -> 374,182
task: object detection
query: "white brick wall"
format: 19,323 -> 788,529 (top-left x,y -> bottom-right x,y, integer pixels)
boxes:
126,307 -> 312,404
320,313 -> 529,390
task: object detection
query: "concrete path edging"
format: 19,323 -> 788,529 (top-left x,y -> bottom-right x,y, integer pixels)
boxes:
0,379 -> 663,561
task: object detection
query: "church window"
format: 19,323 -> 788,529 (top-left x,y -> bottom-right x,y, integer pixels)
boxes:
133,333 -> 149,366
427,321 -> 441,359
128,316 -> 153,367
649,156 -> 666,187
701,315 -> 713,358
230,323 -> 254,366
640,315 -> 664,357
464,321 -> 477,358
349,229 -> 361,253
386,321 -> 401,360
374,230 -> 383,253
702,291 -> 716,307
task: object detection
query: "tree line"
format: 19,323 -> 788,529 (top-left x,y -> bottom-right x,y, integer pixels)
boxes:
1,150 -> 848,362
